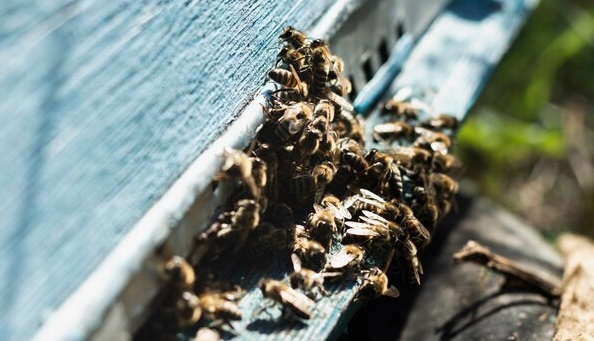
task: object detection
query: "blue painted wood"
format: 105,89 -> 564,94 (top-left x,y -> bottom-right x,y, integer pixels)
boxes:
0,1 -> 338,339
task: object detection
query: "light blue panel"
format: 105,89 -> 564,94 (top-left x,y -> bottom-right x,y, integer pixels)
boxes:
0,1 -> 336,339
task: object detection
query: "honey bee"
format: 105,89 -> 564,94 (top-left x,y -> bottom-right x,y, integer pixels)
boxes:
372,121 -> 414,144
420,113 -> 458,132
241,222 -> 289,262
351,209 -> 400,245
310,48 -> 331,98
230,199 -> 261,252
339,138 -> 369,175
258,278 -> 316,319
314,99 -> 335,123
366,149 -> 403,199
293,234 -> 327,271
431,153 -> 461,173
295,126 -> 322,159
276,45 -> 307,71
429,173 -> 458,197
314,130 -> 340,164
279,26 -> 308,49
392,146 -> 433,168
216,148 -> 259,199
355,267 -> 400,301
287,174 -> 316,196
197,290 -> 243,329
274,102 -> 313,143
312,161 -> 336,202
342,219 -> 392,247
306,205 -> 337,249
269,64 -> 309,98
413,127 -> 452,154
403,239 -> 423,285
319,194 -> 352,221
379,99 -> 418,120
162,256 -> 196,292
326,244 -> 365,275
393,202 -> 431,248
175,291 -> 202,327
194,327 -> 221,341
289,254 -> 338,300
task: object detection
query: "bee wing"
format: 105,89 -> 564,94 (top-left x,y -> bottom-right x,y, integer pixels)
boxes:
342,195 -> 357,210
384,285 -> 400,298
288,118 -> 307,134
291,253 -> 302,272
330,249 -> 357,269
361,210 -> 388,223
320,271 -> 342,278
279,287 -> 314,319
327,203 -> 352,220
344,221 -> 369,229
359,188 -> 386,202
346,227 -> 380,237
326,90 -> 354,112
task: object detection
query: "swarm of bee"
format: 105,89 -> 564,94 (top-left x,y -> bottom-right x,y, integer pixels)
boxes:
141,26 -> 460,338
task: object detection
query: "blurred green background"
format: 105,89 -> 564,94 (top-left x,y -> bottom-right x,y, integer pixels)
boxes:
456,0 -> 594,240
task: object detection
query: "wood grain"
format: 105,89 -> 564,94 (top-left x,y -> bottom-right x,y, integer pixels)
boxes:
0,1 -> 337,339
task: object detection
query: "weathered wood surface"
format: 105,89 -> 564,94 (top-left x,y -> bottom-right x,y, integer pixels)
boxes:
343,196 -> 562,340
554,234 -> 594,341
0,2 -> 341,339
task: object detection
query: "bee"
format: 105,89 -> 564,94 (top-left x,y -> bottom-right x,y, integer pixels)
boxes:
279,26 -> 307,49
420,113 -> 458,132
342,219 -> 392,247
306,205 -> 337,249
175,291 -> 202,327
197,290 -> 243,329
230,199 -> 261,253
194,327 -> 221,341
348,188 -> 389,216
258,278 -> 316,320
326,244 -> 365,275
429,173 -> 458,198
293,235 -> 327,271
347,209 -> 400,246
274,102 -> 313,143
403,239 -> 424,285
392,146 -> 433,168
314,130 -> 340,164
276,45 -> 307,71
241,222 -> 289,262
269,64 -> 308,98
379,99 -> 418,120
310,48 -> 331,98
392,202 -> 431,248
289,254 -> 338,300
355,267 -> 400,301
431,153 -> 460,173
372,121 -> 414,144
312,161 -> 336,202
366,149 -> 403,199
339,138 -> 369,175
314,99 -> 335,123
162,256 -> 195,292
319,194 -> 352,221
216,148 -> 259,199
413,127 -> 452,154
287,174 -> 316,197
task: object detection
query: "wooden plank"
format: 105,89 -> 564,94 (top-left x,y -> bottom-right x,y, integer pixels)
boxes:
0,2 -> 341,339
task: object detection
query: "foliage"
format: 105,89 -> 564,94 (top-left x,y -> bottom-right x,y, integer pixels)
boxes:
456,0 -> 594,238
